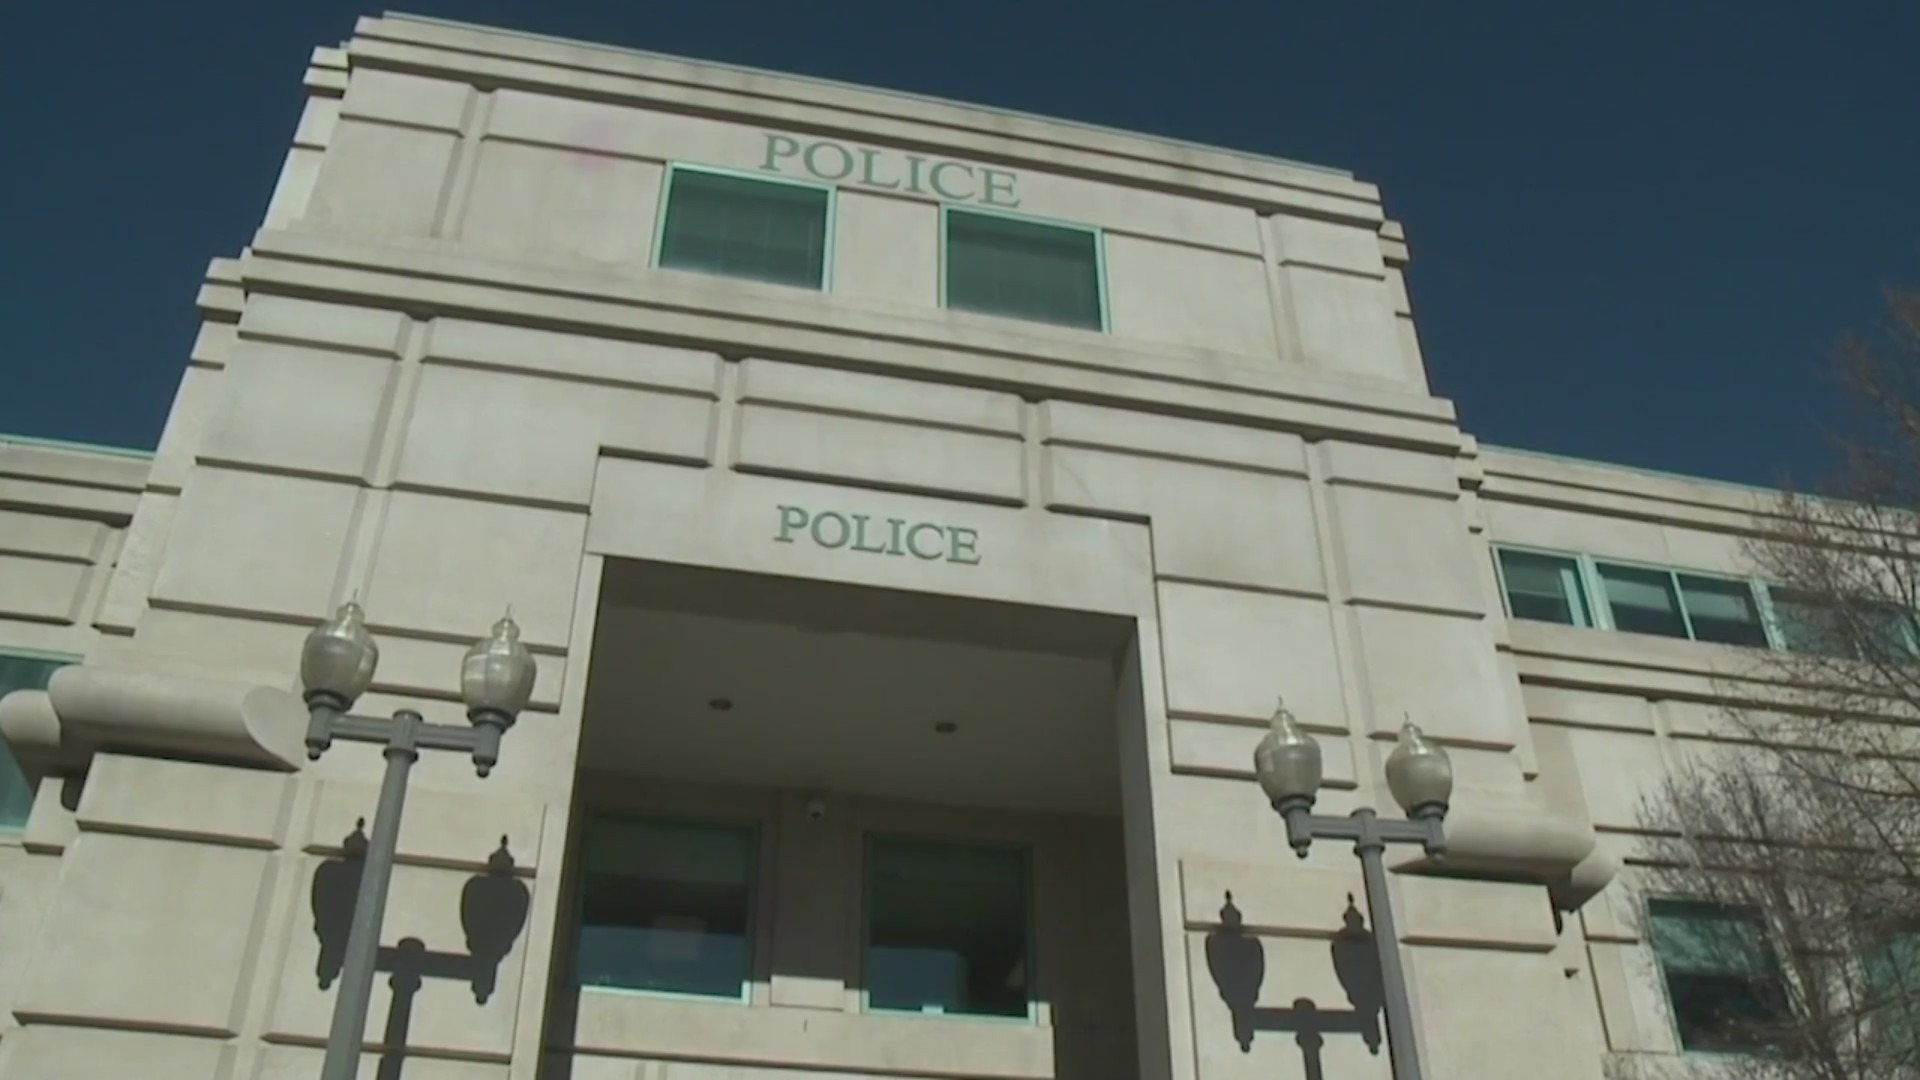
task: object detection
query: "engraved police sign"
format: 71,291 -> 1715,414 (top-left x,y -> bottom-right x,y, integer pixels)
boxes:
760,132 -> 1019,208
775,504 -> 981,566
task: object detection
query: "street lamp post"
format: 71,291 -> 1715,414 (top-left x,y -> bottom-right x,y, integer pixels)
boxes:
1252,701 -> 1454,1080
300,601 -> 537,1080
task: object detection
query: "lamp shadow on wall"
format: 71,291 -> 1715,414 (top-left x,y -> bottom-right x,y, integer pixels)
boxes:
310,823 -> 532,1078
1203,891 -> 1384,1080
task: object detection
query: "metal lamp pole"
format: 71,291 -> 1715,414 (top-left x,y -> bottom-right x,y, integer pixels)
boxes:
300,602 -> 537,1080
1252,701 -> 1455,1080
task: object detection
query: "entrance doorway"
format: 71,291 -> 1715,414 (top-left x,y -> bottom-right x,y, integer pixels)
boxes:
541,560 -> 1147,1080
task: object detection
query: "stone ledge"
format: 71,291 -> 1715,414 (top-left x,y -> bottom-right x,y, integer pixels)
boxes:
0,666 -> 308,778
238,232 -> 1465,454
349,17 -> 1379,210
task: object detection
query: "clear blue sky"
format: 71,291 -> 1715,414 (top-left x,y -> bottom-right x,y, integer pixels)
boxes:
3,2 -> 1914,487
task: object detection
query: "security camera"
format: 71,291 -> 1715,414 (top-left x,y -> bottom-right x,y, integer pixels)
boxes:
804,794 -> 828,821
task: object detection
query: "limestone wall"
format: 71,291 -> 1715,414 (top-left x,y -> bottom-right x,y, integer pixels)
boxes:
0,14 -> 1614,1080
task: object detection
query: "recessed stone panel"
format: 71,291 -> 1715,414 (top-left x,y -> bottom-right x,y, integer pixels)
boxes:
1350,606 -> 1515,748
1282,266 -> 1409,384
1167,717 -> 1358,791
238,296 -> 409,357
1046,448 -> 1323,595
1330,485 -> 1482,615
201,341 -> 394,480
1411,947 -> 1588,1078
1105,235 -> 1279,358
0,1028 -> 232,1080
268,860 -> 529,1057
396,364 -> 712,506
363,491 -> 587,650
1156,582 -> 1348,730
1040,400 -> 1307,473
734,403 -> 1025,505
254,1046 -> 510,1080
424,319 -> 722,395
307,777 -> 545,872
461,140 -> 664,267
1184,928 -> 1391,1080
15,833 -> 275,1034
301,119 -> 458,241
832,190 -> 939,309
75,755 -> 294,847
0,554 -> 86,624
151,470 -> 360,621
339,69 -> 472,132
738,357 -> 1022,435
588,461 -> 1154,618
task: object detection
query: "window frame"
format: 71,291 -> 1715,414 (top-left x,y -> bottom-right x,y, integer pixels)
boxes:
1490,544 -> 1920,657
1491,544 -> 1597,629
937,203 -> 1110,333
1753,581 -> 1920,660
0,648 -> 77,835
650,162 -> 838,292
1588,557 -> 1773,647
1645,895 -> 1793,1056
567,810 -> 763,1006
859,831 -> 1039,1024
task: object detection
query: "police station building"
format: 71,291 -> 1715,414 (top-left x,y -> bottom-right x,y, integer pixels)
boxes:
0,13 -> 1815,1080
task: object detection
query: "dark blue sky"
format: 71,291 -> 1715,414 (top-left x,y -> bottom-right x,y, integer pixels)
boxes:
4,3 -> 1914,486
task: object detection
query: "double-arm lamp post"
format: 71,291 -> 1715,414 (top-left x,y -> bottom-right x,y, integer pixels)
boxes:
1252,701 -> 1454,1080
300,601 -> 537,1080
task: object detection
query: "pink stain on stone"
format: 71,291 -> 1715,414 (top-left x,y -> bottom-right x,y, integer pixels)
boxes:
564,115 -> 624,172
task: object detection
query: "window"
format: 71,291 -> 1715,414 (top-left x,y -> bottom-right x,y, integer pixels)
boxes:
1769,587 -> 1917,660
1768,587 -> 1853,657
573,816 -> 757,1000
1596,563 -> 1690,638
1648,899 -> 1790,1053
866,837 -> 1031,1019
1865,926 -> 1920,1067
1675,574 -> 1769,647
0,653 -> 69,830
1595,563 -> 1767,646
656,168 -> 829,289
1496,549 -> 1592,626
944,209 -> 1103,331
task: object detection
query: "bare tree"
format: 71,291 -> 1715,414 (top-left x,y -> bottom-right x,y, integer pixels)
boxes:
1624,287 -> 1920,1079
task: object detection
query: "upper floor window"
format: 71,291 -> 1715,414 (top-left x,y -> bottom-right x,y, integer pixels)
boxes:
1495,548 -> 1593,627
573,815 -> 758,1001
0,652 -> 70,830
865,836 -> 1032,1019
656,167 -> 830,290
1768,587 -> 1919,660
943,208 -> 1104,331
1594,563 -> 1769,647
1648,898 -> 1790,1053
1864,924 -> 1920,1064
1482,545 -> 1797,645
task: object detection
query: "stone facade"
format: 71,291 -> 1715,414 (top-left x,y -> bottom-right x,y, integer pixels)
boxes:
0,13 -> 1792,1080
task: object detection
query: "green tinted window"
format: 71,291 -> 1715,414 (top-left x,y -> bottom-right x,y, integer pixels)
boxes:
574,817 -> 757,999
1866,929 -> 1920,1067
945,210 -> 1102,330
1676,574 -> 1769,647
1496,549 -> 1591,626
1597,564 -> 1690,638
1771,587 -> 1917,660
657,170 -> 828,289
1649,899 -> 1789,1052
0,654 -> 68,829
1769,588 -> 1853,657
866,837 -> 1031,1018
